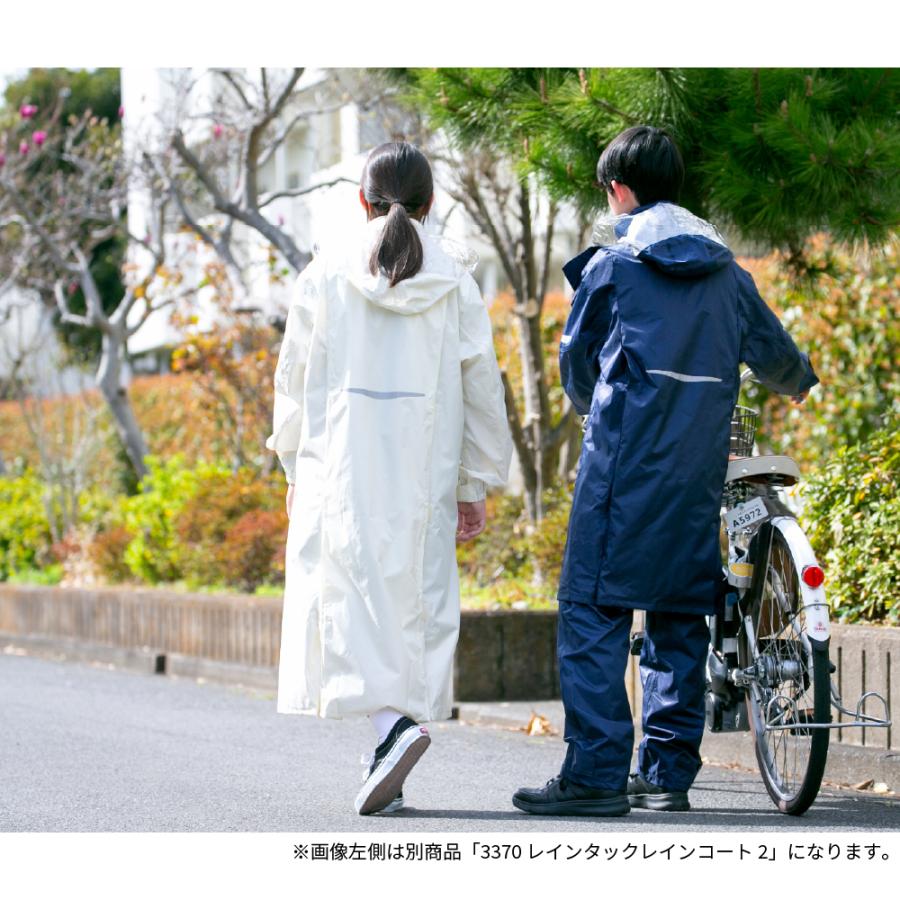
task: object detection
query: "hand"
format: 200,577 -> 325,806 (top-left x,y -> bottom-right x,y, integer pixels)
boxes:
286,484 -> 295,520
456,500 -> 486,543
790,390 -> 810,406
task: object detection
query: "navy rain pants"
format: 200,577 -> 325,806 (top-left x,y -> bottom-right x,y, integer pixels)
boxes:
558,600 -> 709,792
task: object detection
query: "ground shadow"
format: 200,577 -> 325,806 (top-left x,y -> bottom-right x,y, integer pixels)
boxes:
388,791 -> 899,830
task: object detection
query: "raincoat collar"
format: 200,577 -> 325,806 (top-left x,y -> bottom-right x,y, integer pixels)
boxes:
345,215 -> 463,315
564,202 -> 734,289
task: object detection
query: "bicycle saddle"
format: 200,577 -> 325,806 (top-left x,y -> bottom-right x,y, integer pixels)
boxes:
725,455 -> 800,486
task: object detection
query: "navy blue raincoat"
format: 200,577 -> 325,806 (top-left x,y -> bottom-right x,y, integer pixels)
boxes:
558,202 -> 818,615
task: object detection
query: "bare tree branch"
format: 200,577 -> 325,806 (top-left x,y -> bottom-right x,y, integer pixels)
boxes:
244,68 -> 305,211
254,99 -> 357,172
258,176 -> 357,208
500,369 -> 537,497
171,129 -> 233,211
125,295 -> 179,338
172,123 -> 310,272
260,68 -> 271,113
52,281 -> 92,328
538,200 -> 559,311
216,69 -> 254,111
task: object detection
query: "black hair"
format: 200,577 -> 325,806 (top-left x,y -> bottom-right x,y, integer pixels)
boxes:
361,141 -> 433,287
596,125 -> 685,206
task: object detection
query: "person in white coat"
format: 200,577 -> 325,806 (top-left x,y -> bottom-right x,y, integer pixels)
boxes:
265,142 -> 512,815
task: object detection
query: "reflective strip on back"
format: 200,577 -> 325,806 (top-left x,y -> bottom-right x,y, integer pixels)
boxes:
346,388 -> 426,400
647,369 -> 723,384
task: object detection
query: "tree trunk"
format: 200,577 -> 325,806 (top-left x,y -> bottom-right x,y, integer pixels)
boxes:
233,392 -> 245,473
96,330 -> 149,482
555,404 -> 584,482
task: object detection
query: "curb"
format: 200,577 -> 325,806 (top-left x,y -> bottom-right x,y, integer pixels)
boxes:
1,632 -> 276,691
2,633 -> 165,674
455,700 -> 900,794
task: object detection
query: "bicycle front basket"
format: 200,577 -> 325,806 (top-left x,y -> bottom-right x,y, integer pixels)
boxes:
730,406 -> 759,457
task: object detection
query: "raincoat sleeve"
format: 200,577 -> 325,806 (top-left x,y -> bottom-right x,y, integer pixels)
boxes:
735,266 -> 819,396
457,274 -> 513,502
264,261 -> 321,484
560,253 -> 616,416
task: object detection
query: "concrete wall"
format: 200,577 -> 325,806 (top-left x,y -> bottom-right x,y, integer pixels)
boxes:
0,585 -> 282,668
0,585 -> 895,750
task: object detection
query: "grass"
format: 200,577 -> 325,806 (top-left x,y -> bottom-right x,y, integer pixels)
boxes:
6,565 -> 63,586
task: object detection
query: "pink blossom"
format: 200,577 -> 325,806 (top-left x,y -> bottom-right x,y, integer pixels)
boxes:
118,105 -> 124,119
68,281 -> 79,296
0,153 -> 5,168
212,123 -> 223,139
19,140 -> 30,155
19,104 -> 38,119
32,131 -> 47,147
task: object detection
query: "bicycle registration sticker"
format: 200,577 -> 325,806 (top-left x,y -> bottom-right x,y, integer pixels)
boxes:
725,497 -> 769,531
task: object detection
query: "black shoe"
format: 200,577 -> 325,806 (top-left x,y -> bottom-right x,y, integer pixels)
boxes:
512,774 -> 630,817
627,772 -> 691,811
381,791 -> 404,814
355,717 -> 430,815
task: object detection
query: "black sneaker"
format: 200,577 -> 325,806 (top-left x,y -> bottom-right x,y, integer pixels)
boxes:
381,791 -> 404,814
355,717 -> 430,815
512,774 -> 630,817
627,772 -> 691,811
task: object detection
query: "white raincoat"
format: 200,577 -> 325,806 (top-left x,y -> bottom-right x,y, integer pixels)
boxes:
265,217 -> 512,722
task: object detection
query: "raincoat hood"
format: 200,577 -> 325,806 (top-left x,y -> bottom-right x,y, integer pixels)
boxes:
341,216 -> 467,315
566,202 -> 734,287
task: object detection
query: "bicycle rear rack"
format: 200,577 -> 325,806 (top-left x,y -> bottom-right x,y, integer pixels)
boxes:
762,685 -> 891,732
828,683 -> 892,730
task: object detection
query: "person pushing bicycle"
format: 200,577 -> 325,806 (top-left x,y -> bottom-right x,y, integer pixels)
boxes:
513,125 -> 819,817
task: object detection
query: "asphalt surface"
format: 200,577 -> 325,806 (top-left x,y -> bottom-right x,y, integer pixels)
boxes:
2,652 -> 898,833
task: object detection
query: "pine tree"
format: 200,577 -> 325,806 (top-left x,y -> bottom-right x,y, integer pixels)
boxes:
400,68 -> 899,255
394,68 -> 899,520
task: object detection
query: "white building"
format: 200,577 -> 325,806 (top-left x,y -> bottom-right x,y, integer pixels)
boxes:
0,286 -> 93,398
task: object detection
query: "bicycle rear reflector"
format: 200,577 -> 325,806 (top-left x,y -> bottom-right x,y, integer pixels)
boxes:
801,565 -> 825,588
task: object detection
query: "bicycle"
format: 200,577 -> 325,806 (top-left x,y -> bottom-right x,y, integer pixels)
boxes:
633,370 -> 891,815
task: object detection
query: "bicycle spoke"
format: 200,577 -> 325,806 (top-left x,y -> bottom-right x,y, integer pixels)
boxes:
752,536 -> 821,803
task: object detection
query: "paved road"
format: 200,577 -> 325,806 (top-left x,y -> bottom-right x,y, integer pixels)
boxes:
1,652 -> 897,832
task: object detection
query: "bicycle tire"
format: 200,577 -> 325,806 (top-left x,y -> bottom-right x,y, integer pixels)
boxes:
739,525 -> 830,815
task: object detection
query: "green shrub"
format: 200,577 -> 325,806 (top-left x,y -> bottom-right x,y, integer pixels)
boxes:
174,467 -> 280,587
742,238 -> 900,467
217,508 -> 288,593
121,454 -> 213,583
456,486 -> 572,608
118,454 -> 285,588
0,471 -> 53,579
803,426 -> 899,624
87,525 -> 135,583
456,490 -> 529,586
7,564 -> 63,586
521,486 -> 573,590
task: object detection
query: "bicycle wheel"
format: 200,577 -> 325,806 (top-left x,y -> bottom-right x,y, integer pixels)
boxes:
740,525 -> 830,815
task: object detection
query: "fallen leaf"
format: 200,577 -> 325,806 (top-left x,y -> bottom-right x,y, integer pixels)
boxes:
522,712 -> 559,737
852,779 -> 874,791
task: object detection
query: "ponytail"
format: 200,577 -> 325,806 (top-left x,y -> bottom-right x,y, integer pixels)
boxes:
361,142 -> 433,287
369,200 -> 424,287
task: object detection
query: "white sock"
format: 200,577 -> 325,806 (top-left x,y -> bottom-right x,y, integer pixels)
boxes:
370,707 -> 403,744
